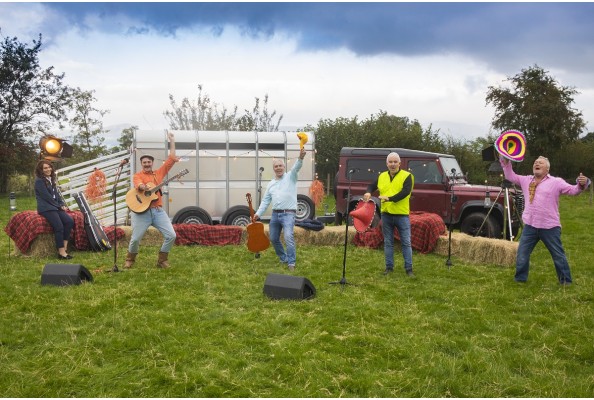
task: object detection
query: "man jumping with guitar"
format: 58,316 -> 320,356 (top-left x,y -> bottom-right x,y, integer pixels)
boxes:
124,131 -> 180,269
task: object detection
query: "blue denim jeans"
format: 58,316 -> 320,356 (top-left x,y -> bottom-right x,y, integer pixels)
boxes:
269,211 -> 296,265
381,214 -> 413,272
128,207 -> 176,253
39,209 -> 74,250
515,224 -> 572,283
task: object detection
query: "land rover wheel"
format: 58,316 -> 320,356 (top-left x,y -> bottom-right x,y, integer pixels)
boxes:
460,212 -> 502,238
296,194 -> 315,222
173,207 -> 213,225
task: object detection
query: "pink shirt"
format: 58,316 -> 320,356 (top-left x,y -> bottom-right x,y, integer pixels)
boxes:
501,159 -> 586,229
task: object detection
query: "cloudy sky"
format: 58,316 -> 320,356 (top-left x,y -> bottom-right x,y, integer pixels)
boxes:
2,2 -> 594,143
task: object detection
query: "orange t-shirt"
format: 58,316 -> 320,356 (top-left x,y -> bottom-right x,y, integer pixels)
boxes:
133,156 -> 176,208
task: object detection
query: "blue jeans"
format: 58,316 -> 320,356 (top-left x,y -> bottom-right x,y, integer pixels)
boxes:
39,210 -> 74,250
269,211 -> 296,265
515,224 -> 572,283
128,207 -> 176,253
381,214 -> 413,272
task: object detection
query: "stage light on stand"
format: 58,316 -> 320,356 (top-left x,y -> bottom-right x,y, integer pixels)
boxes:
39,135 -> 73,161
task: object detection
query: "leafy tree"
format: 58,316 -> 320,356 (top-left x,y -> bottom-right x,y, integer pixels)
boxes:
557,141 -> 594,180
580,132 -> 594,143
0,33 -> 71,192
115,125 -> 137,153
311,111 -> 445,185
164,84 -> 282,131
66,88 -> 109,164
486,65 -> 586,175
236,94 -> 283,132
164,84 -> 239,130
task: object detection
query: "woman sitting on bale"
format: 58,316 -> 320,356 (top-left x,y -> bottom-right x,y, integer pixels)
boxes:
34,160 -> 74,260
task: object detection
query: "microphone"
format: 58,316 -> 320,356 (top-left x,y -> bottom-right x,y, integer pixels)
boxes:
120,158 -> 129,166
451,168 -> 456,174
259,167 -> 264,172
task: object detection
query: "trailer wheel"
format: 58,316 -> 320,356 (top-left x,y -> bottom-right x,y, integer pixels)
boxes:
460,212 -> 502,238
222,206 -> 251,226
173,207 -> 212,225
296,194 -> 315,222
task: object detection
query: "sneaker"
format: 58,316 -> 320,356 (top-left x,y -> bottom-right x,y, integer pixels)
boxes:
406,270 -> 415,278
382,268 -> 393,275
288,264 -> 295,272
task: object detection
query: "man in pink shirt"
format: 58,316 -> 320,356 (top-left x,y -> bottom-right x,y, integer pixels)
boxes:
501,156 -> 590,284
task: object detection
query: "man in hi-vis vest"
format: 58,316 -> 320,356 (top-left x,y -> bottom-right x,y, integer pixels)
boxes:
363,152 -> 415,277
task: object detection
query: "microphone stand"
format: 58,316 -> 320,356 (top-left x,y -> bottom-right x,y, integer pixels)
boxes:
110,159 -> 128,272
445,169 -> 458,269
255,166 -> 264,259
330,169 -> 357,288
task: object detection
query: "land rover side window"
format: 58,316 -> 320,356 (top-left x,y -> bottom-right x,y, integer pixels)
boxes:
346,159 -> 385,181
408,160 -> 442,184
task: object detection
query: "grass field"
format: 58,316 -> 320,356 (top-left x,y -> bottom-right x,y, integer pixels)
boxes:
1,193 -> 593,397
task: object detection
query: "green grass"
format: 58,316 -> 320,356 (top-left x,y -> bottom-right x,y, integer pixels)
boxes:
1,193 -> 593,397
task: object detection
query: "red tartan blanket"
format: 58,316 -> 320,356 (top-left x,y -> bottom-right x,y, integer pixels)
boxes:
173,224 -> 243,246
353,212 -> 446,254
4,210 -> 125,253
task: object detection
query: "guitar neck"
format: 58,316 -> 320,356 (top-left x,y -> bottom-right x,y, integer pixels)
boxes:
246,194 -> 256,219
147,170 -> 187,194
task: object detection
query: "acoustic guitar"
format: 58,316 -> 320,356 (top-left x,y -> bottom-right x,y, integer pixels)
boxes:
126,169 -> 189,213
245,193 -> 270,253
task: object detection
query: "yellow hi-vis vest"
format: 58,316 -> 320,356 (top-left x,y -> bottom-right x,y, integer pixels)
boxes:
377,170 -> 413,215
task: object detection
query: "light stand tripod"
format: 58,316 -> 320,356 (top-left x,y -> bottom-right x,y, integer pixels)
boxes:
110,158 -> 128,272
330,168 -> 358,287
445,170 -> 458,269
477,179 -> 515,241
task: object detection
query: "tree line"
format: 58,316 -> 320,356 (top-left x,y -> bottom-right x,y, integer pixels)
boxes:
2,32 -> 593,194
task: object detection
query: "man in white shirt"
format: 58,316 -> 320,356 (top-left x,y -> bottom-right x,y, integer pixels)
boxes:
254,148 -> 306,271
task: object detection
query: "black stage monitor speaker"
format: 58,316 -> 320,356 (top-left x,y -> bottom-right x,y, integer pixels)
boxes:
41,264 -> 93,286
263,273 -> 316,300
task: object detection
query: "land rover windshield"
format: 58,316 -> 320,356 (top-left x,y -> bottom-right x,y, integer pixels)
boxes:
439,157 -> 464,181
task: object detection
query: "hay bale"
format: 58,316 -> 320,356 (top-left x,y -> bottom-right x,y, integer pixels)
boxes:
20,223 -> 516,267
12,235 -> 59,257
20,226 -> 160,257
240,224 -> 355,246
116,226 -> 163,247
434,232 -> 517,267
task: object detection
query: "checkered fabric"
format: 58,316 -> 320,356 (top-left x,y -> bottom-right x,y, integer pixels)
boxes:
173,224 -> 243,246
353,212 -> 446,254
4,211 -> 125,253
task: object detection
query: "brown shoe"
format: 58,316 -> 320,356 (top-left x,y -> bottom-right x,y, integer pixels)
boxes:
157,251 -> 170,269
124,252 -> 137,268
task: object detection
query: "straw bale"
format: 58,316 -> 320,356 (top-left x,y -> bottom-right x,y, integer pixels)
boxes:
20,226 -> 161,257
433,232 -> 517,267
240,224 -> 355,246
22,224 -> 516,267
12,235 -> 60,257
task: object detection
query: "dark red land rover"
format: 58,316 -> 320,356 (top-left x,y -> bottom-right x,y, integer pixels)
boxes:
334,147 -> 523,239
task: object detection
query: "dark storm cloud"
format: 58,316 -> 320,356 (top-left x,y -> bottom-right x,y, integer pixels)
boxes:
42,2 -> 594,74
